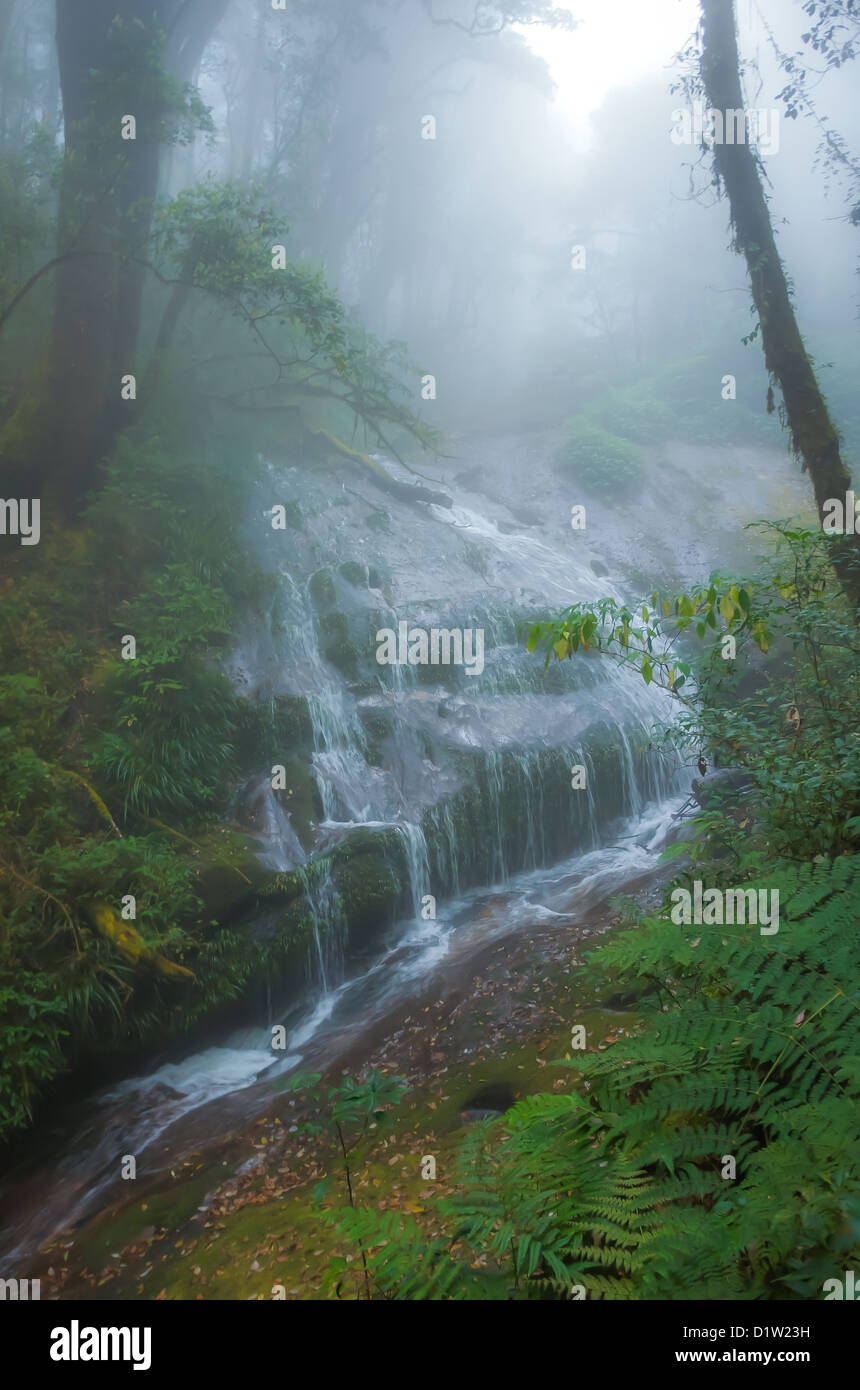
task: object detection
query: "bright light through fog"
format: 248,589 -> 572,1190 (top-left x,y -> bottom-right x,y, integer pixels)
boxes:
520,0 -> 701,129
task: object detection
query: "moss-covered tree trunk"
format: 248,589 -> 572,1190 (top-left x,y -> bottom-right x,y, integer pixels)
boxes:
700,0 -> 860,612
45,1 -> 163,504
1,0 -> 222,508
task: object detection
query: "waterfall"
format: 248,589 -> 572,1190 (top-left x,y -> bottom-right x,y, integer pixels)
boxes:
394,822 -> 432,917
250,776 -> 307,871
226,471 -> 686,1014
0,458 -> 697,1268
296,858 -> 347,993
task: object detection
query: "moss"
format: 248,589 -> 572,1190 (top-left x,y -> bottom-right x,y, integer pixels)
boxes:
591,386 -> 676,444
273,758 -> 323,848
282,501 -> 305,532
338,560 -> 367,587
308,568 -> 336,611
319,610 -> 360,681
235,696 -> 314,768
335,854 -> 400,935
421,732 -> 647,899
75,1166 -> 221,1275
273,695 -> 314,751
462,539 -> 490,578
328,825 -> 409,935
189,828 -> 271,923
338,560 -> 384,592
358,707 -> 393,766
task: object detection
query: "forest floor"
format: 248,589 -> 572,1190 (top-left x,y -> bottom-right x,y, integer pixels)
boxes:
29,869 -> 669,1301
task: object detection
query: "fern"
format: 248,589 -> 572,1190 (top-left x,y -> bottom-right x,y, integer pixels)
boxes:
325,855 -> 860,1299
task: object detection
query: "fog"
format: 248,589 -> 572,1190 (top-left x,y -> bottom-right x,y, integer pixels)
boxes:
173,0 -> 860,433
1,0 -> 859,1317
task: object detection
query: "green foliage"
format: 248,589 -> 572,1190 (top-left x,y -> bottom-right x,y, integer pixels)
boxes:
274,1068 -> 409,1298
589,385 -> 676,443
0,419 -> 266,1137
0,127 -> 59,315
524,522 -> 860,861
149,178 -> 439,458
324,856 -> 860,1300
83,15 -> 213,151
0,5 -> 450,1146
553,418 -> 644,497
576,349 -> 783,453
321,521 -> 860,1299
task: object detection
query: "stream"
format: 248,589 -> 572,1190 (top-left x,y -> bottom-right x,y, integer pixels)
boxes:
0,438 -> 701,1272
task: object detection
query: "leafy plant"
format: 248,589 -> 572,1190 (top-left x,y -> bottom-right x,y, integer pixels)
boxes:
553,418 -> 644,497
274,1068 -> 408,1299
322,856 -> 860,1299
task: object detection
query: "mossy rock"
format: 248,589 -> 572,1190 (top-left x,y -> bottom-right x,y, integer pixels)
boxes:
338,560 -> 367,587
462,539 -> 490,578
272,758 -> 323,848
339,560 -> 384,591
330,824 -> 406,866
188,829 -> 271,923
335,853 -> 402,935
359,708 -> 394,745
235,696 -> 314,767
541,661 -> 569,695
319,610 -> 360,681
309,568 -> 337,611
358,707 -> 395,766
413,654 -> 460,692
272,695 -> 313,751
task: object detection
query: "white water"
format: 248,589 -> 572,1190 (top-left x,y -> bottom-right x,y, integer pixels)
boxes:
0,468 -> 691,1269
0,792 -> 687,1273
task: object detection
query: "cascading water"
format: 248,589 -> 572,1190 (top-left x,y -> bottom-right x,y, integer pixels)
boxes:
0,450 -> 691,1268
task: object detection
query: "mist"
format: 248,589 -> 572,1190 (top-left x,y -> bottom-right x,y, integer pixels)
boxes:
1,0 -> 859,1331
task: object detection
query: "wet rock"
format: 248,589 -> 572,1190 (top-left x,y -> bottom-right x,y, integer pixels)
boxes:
236,1154 -> 266,1179
454,466 -> 484,490
319,610 -> 360,681
309,568 -> 336,611
692,767 -> 756,808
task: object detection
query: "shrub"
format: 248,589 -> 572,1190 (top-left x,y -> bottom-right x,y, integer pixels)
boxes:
553,419 -> 644,498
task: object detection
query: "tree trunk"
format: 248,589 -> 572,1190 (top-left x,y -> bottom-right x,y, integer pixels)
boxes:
0,0 -> 14,60
700,0 -> 860,611
1,0 -> 222,507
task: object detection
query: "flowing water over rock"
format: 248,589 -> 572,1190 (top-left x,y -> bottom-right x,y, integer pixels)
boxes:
0,440 -> 697,1269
